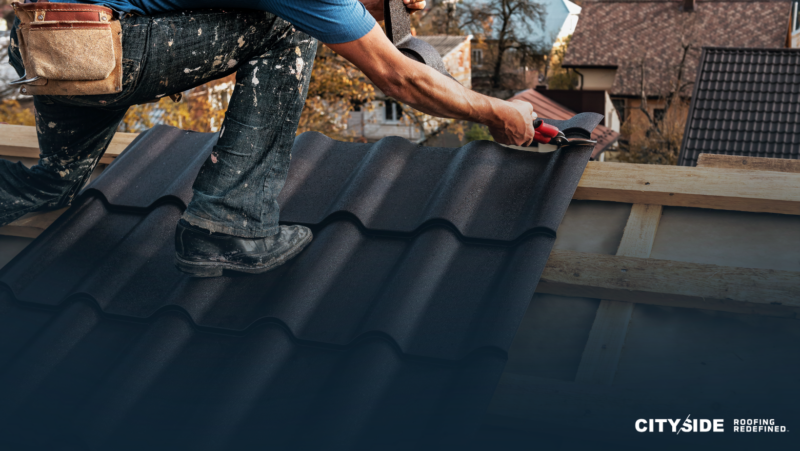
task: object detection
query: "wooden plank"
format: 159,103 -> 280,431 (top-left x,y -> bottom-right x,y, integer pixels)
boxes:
612,204 -> 662,259
575,161 -> 800,215
573,204 -> 662,385
697,154 -> 800,174
0,124 -> 138,165
0,208 -> 68,238
537,250 -> 800,318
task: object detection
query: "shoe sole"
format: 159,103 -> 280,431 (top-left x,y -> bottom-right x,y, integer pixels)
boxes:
174,230 -> 313,278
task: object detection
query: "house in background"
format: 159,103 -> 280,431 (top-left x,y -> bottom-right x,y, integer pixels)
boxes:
347,35 -> 471,143
562,0 -> 793,122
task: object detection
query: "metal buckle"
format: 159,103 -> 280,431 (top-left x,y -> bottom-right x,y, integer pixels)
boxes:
9,71 -> 42,86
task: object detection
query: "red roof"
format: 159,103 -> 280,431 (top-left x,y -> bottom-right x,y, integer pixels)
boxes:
510,89 -> 619,158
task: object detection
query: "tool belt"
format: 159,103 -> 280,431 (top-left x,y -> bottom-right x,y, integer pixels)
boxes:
11,0 -> 123,96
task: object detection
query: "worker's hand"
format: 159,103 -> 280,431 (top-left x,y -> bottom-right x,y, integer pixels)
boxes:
361,0 -> 427,22
489,100 -> 537,146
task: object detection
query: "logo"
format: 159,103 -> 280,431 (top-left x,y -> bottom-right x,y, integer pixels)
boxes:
636,416 -> 790,434
636,416 -> 723,433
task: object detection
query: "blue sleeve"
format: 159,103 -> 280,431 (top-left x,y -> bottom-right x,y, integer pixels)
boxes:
266,0 -> 377,44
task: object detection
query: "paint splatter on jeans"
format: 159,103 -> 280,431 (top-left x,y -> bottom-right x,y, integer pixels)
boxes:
2,10 -> 317,238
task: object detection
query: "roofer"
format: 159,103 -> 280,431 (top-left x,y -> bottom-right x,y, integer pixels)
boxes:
2,0 -> 537,277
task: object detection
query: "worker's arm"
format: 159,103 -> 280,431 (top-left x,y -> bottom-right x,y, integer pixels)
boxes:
326,25 -> 536,146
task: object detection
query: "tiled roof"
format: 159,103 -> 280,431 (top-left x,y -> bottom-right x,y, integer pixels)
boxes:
563,1 -> 792,97
510,88 -> 619,158
0,116 -> 601,450
679,47 -> 800,166
417,35 -> 470,58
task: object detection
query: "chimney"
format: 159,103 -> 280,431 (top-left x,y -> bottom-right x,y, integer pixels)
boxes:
682,0 -> 695,12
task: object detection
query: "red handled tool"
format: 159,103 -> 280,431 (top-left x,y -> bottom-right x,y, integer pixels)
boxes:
533,119 -> 596,148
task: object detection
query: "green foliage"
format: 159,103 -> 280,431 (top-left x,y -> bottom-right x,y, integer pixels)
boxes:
547,35 -> 578,90
465,123 -> 493,142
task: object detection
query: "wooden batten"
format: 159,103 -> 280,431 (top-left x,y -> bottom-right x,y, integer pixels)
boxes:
575,161 -> 800,215
538,250 -> 800,319
697,154 -> 800,174
0,124 -> 138,165
573,204 -> 662,385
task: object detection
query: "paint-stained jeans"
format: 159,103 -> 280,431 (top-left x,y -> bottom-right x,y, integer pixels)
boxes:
2,10 -> 317,238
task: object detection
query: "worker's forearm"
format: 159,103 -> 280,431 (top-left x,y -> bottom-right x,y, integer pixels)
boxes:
326,25 -> 535,145
379,61 -> 511,128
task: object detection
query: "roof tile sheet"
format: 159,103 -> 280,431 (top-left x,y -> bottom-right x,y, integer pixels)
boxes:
679,48 -> 800,166
0,296 -> 504,451
0,115 -> 601,449
510,89 -> 619,157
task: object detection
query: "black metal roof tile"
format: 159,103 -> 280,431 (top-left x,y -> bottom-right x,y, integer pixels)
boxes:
87,115 -> 599,242
0,195 -> 554,360
680,47 -> 800,166
0,114 -> 601,448
0,297 -> 504,451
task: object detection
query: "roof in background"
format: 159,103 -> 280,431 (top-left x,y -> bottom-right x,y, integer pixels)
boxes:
563,1 -> 792,97
417,35 -> 470,58
678,47 -> 800,166
511,88 -> 619,157
0,116 -> 600,450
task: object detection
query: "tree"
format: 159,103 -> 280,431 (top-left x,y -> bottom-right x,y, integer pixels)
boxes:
615,16 -> 697,165
460,0 -> 547,96
414,0 -> 463,36
546,35 -> 579,90
297,45 -> 375,140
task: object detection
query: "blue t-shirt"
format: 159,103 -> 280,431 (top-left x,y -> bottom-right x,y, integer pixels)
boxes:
61,0 -> 376,43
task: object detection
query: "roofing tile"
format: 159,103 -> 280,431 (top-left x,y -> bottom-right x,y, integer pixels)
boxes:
1,196 -> 555,359
0,115 -> 601,449
679,48 -> 800,166
0,297 -> 504,451
563,1 -> 791,97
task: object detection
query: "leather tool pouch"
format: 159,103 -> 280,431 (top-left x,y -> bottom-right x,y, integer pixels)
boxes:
12,0 -> 123,96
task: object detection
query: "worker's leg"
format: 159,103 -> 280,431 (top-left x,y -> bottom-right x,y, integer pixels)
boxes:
0,100 -> 128,227
0,18 -> 133,227
116,10 -> 318,275
154,18 -> 317,238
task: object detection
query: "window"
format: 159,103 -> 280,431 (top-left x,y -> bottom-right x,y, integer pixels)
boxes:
384,100 -> 403,123
472,49 -> 483,66
653,109 -> 666,123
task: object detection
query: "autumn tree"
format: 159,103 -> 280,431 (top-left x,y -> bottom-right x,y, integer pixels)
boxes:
460,0 -> 547,96
546,35 -> 579,90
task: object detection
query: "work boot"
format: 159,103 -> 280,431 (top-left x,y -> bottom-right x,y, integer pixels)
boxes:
174,220 -> 313,278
